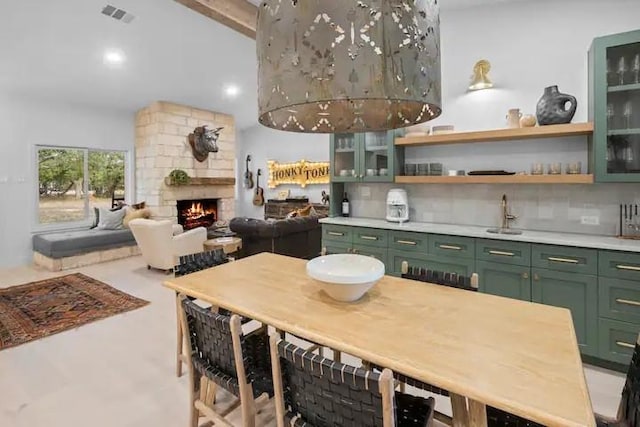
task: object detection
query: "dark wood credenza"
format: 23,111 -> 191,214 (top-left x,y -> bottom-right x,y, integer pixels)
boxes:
264,200 -> 329,220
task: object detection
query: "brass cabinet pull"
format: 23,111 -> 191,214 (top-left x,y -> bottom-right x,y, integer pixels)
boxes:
548,257 -> 579,264
397,240 -> 417,246
522,272 -> 529,279
439,244 -> 462,251
328,231 -> 345,237
360,236 -> 379,241
488,250 -> 515,257
533,273 -> 540,281
616,341 -> 636,349
346,248 -> 352,253
616,265 -> 640,272
616,298 -> 640,307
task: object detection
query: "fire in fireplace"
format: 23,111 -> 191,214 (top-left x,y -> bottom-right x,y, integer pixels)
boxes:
177,198 -> 218,230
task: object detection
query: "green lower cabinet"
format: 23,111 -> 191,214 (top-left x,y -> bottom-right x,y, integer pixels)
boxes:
532,268 -> 598,356
599,318 -> 640,365
352,244 -> 389,273
476,261 -> 531,301
322,242 -> 351,255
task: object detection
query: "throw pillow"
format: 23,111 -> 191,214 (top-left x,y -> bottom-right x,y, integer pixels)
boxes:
90,207 -> 100,229
285,205 -> 318,219
97,207 -> 126,230
297,205 -> 313,217
123,207 -> 151,228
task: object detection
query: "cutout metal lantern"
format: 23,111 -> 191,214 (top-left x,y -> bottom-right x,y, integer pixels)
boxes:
256,0 -> 442,133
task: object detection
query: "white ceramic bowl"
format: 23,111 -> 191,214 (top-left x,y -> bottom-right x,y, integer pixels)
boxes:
306,254 -> 385,302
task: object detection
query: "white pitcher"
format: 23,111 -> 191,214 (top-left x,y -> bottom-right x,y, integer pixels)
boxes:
506,108 -> 523,128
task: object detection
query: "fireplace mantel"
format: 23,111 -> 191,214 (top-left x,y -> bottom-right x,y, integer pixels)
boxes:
164,177 -> 236,187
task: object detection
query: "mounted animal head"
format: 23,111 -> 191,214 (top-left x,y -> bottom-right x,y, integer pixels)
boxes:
188,126 -> 224,162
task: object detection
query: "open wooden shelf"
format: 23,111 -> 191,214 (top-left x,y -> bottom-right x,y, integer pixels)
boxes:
395,174 -> 594,185
395,122 -> 594,147
164,177 -> 236,186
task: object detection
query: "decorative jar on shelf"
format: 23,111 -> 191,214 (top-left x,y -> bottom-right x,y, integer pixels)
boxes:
536,85 -> 577,125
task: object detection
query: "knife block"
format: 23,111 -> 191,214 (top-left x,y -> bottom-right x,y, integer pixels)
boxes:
618,204 -> 640,240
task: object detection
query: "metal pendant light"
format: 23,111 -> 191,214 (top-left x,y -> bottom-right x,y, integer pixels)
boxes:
256,0 -> 442,133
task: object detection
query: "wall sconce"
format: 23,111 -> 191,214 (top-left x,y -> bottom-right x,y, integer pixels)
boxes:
468,59 -> 494,91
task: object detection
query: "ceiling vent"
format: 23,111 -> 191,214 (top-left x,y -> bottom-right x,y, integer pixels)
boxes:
102,5 -> 135,23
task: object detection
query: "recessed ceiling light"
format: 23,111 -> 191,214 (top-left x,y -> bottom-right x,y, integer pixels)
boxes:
103,49 -> 126,67
224,84 -> 240,97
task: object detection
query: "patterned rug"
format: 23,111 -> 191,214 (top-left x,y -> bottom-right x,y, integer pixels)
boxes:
0,273 -> 149,350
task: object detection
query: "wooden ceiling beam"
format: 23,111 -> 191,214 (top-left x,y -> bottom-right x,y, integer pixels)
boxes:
174,0 -> 258,39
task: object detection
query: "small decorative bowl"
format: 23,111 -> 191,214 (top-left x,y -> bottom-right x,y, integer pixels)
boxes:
306,254 -> 385,302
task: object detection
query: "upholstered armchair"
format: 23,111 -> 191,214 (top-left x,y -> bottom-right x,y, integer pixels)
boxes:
129,219 -> 206,272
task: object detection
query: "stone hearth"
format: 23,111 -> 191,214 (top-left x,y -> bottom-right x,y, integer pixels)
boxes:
134,101 -> 236,223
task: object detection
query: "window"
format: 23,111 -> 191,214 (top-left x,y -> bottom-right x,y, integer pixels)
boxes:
37,147 -> 126,226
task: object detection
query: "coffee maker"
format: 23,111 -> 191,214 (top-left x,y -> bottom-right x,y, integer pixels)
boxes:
386,189 -> 409,223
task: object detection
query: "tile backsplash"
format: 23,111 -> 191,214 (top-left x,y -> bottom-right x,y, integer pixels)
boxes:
345,183 -> 640,236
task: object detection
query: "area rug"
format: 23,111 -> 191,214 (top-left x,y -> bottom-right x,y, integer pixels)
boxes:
0,273 -> 149,350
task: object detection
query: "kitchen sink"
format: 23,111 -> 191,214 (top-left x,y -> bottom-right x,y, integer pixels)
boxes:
486,228 -> 523,235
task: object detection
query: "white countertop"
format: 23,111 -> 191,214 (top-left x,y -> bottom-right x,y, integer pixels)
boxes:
320,217 -> 640,253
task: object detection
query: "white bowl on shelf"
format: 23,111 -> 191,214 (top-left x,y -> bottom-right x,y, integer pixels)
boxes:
306,254 -> 385,302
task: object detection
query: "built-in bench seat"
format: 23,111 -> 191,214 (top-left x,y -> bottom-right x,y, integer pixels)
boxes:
32,228 -> 140,271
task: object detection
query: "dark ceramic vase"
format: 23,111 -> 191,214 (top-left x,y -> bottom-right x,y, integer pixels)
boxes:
536,85 -> 577,125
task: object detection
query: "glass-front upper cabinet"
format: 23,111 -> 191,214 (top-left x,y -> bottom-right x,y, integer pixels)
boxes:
361,132 -> 393,182
330,130 -> 403,183
331,133 -> 359,182
590,29 -> 640,182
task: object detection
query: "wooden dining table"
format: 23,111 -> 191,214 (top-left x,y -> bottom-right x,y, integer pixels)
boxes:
164,252 -> 595,427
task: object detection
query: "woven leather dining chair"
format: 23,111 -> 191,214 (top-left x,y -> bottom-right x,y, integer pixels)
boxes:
268,333 -> 435,427
368,261 -> 480,425
179,295 -> 274,427
174,249 -> 250,377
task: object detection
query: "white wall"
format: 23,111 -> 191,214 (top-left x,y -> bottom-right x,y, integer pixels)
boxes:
236,126 -> 330,218
433,0 -> 640,131
0,94 -> 134,268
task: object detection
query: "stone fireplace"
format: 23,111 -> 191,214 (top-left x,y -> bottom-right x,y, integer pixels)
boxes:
134,101 -> 236,224
177,198 -> 218,230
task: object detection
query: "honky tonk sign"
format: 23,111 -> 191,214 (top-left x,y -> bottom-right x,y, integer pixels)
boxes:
267,160 -> 330,188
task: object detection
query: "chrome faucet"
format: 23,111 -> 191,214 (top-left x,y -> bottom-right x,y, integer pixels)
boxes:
501,194 -> 518,230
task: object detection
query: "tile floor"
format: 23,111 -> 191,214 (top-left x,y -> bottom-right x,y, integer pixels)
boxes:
0,256 -> 627,426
